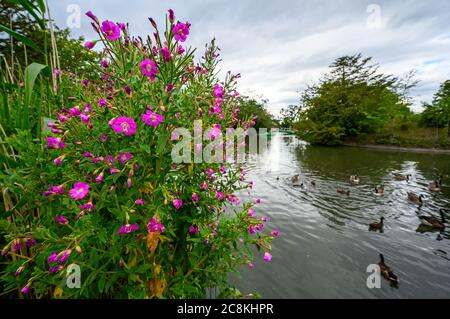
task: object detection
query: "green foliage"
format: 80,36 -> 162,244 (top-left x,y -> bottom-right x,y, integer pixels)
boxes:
419,80 -> 450,134
238,97 -> 276,130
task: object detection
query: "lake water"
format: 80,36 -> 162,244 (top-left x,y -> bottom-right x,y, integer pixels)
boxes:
233,131 -> 450,298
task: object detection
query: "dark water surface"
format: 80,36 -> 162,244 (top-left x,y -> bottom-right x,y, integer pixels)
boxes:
233,131 -> 450,298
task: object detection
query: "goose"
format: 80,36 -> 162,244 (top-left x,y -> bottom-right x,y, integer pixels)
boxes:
407,192 -> 423,205
349,175 -> 360,185
311,181 -> 316,187
378,254 -> 399,287
393,173 -> 411,181
291,174 -> 300,184
428,177 -> 442,191
337,188 -> 350,196
369,217 -> 384,231
419,209 -> 446,230
373,185 -> 384,197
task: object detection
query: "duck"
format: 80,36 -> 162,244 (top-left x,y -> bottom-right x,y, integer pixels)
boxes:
369,217 -> 384,231
349,175 -> 360,185
293,183 -> 304,188
407,192 -> 424,205
378,254 -> 399,287
393,173 -> 411,181
373,185 -> 384,197
428,177 -> 442,192
419,209 -> 446,230
337,188 -> 350,196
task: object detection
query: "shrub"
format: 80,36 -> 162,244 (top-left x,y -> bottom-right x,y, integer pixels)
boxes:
0,9 -> 277,299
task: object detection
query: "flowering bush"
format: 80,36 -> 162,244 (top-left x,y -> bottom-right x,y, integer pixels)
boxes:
0,9 -> 277,298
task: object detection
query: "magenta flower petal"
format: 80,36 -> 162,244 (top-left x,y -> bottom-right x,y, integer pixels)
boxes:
141,110 -> 164,127
101,20 -> 121,40
140,58 -> 158,80
173,199 -> 183,209
69,182 -> 90,199
108,117 -> 136,136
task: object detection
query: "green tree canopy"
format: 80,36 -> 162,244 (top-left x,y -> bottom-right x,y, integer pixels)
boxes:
294,54 -> 415,145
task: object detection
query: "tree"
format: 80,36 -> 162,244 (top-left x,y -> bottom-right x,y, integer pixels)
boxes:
239,96 -> 276,130
295,54 -> 414,145
279,105 -> 299,129
1,0 -> 97,78
419,80 -> 450,137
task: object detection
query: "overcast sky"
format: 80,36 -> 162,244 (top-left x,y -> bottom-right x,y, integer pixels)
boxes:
48,0 -> 450,115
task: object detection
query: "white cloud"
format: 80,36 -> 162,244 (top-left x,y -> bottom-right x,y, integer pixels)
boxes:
48,0 -> 450,116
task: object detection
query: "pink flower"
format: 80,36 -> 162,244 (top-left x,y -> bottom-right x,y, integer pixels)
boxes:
98,99 -> 109,108
178,45 -> 185,54
173,199 -> 183,209
100,135 -> 109,141
109,117 -> 136,136
208,124 -> 221,141
213,84 -> 223,98
21,286 -> 30,294
47,253 -> 58,264
84,41 -> 96,49
49,265 -> 63,273
173,22 -> 190,42
110,168 -> 121,174
166,83 -> 174,93
255,198 -> 261,204
188,225 -> 200,235
168,9 -> 175,23
248,262 -> 255,269
135,199 -> 144,205
192,193 -> 199,203
256,224 -> 264,231
59,249 -> 72,263
248,225 -> 256,235
46,137 -> 65,149
140,58 -> 158,80
142,110 -> 164,127
55,216 -> 69,224
261,216 -> 269,222
95,173 -> 103,183
117,152 -> 133,164
43,186 -> 65,197
53,156 -> 65,165
248,208 -> 255,217
263,252 -> 272,262
271,230 -> 279,237
160,46 -> 171,62
69,182 -> 90,199
101,20 -> 120,40
148,218 -> 165,233
206,168 -> 214,176
79,202 -> 96,211
216,192 -> 225,201
117,224 -> 139,235
85,11 -> 99,24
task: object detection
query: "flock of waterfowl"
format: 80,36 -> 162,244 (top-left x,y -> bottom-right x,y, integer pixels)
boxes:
282,172 -> 448,288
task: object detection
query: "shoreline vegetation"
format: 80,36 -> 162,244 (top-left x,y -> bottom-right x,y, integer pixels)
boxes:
279,54 -> 450,150
342,142 -> 450,155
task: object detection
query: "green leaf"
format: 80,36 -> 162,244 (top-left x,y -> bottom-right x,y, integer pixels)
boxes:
23,63 -> 48,129
0,24 -> 43,52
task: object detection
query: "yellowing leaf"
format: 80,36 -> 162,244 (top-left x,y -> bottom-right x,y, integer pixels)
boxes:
54,286 -> 63,298
146,231 -> 160,256
148,277 -> 166,298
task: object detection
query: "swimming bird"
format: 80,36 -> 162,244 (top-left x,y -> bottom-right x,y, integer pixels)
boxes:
311,181 -> 316,187
419,209 -> 446,230
369,217 -> 384,231
373,185 -> 384,197
428,177 -> 442,191
337,188 -> 350,196
393,173 -> 411,181
349,175 -> 360,185
378,254 -> 399,287
291,174 -> 300,184
407,192 -> 423,205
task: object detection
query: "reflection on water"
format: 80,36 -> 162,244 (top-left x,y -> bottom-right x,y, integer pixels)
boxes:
232,131 -> 450,298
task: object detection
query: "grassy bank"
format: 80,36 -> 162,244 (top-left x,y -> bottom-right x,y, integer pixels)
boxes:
346,121 -> 450,149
